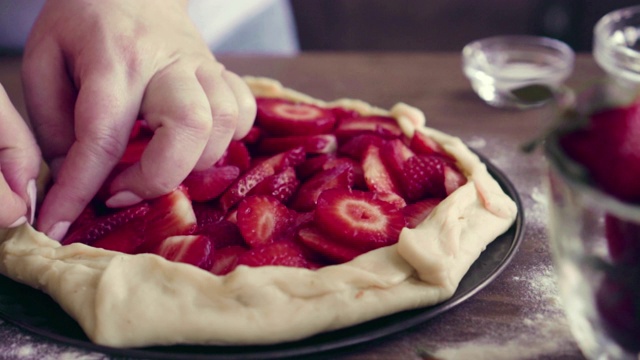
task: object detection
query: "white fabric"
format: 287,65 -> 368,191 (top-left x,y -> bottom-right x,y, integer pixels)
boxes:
0,0 -> 299,54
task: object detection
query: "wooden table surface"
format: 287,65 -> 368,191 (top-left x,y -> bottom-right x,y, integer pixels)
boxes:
0,53 -> 603,360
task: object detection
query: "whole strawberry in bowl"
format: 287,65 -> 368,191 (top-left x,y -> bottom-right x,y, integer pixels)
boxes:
544,83 -> 640,359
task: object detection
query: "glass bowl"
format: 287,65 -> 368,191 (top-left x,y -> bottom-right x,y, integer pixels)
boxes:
593,5 -> 640,89
462,35 -> 574,109
544,90 -> 640,359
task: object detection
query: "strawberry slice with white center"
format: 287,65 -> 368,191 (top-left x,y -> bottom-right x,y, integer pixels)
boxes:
236,241 -> 312,269
402,198 -> 442,228
258,134 -> 337,155
182,165 -> 240,202
247,167 -> 300,203
408,130 -> 450,159
297,225 -> 362,264
381,139 -> 415,182
151,234 -> 214,269
219,147 -> 306,211
209,245 -> 248,275
136,186 -> 198,252
237,195 -> 294,248
334,115 -> 403,141
256,98 -> 337,136
62,203 -> 150,254
290,162 -> 355,211
314,188 -> 406,250
362,144 -> 406,208
400,155 -> 447,202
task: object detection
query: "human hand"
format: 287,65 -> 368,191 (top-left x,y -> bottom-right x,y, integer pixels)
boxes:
0,84 -> 40,228
22,0 -> 256,240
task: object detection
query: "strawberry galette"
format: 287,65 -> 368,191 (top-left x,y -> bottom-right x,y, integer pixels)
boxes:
0,77 -> 518,347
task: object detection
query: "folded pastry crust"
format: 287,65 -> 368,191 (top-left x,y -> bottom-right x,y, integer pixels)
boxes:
0,77 -> 518,347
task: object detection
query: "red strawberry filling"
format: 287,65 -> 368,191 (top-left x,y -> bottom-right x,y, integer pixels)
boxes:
557,100 -> 640,353
61,97 -> 467,273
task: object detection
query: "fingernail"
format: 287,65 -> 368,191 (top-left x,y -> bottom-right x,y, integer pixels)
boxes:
47,221 -> 70,241
27,179 -> 36,224
106,191 -> 143,208
9,216 -> 27,228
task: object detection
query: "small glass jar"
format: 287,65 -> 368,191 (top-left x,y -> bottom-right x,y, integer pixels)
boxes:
462,35 -> 574,109
593,5 -> 640,93
544,86 -> 640,359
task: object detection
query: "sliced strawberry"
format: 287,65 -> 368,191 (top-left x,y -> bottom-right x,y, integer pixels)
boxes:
402,198 -> 442,228
62,203 -> 151,254
192,202 -> 224,227
381,139 -> 415,181
151,234 -> 214,269
137,186 -> 198,252
219,147 -> 306,211
217,140 -> 251,172
444,164 -> 467,195
182,165 -> 240,202
296,154 -> 337,179
334,116 -> 403,141
260,146 -> 307,172
297,225 -> 362,264
209,245 -> 248,275
236,241 -> 311,269
196,220 -> 246,249
258,134 -> 337,155
408,130 -> 447,157
236,195 -> 294,248
240,126 -> 263,145
338,134 -> 388,160
362,144 -> 405,208
400,155 -> 447,202
289,163 -> 354,211
256,98 -> 336,136
219,160 -> 277,212
248,167 -> 300,203
67,204 -> 100,235
330,107 -> 360,121
314,188 -> 406,250
325,157 -> 366,190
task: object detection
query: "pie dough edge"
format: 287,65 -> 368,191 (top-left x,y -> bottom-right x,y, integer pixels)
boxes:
0,77 -> 518,347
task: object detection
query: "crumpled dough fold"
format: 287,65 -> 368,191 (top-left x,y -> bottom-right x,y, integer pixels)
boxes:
0,77 -> 517,347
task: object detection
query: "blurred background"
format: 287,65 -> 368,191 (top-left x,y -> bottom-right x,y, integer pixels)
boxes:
290,0 -> 639,53
0,0 -> 637,55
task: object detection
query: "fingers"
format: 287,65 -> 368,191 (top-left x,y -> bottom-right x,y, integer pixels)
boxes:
21,38 -> 76,177
0,85 -> 41,227
194,64 -> 239,170
221,70 -> 256,140
35,73 -> 143,239
108,62 -> 255,206
107,65 -> 214,205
